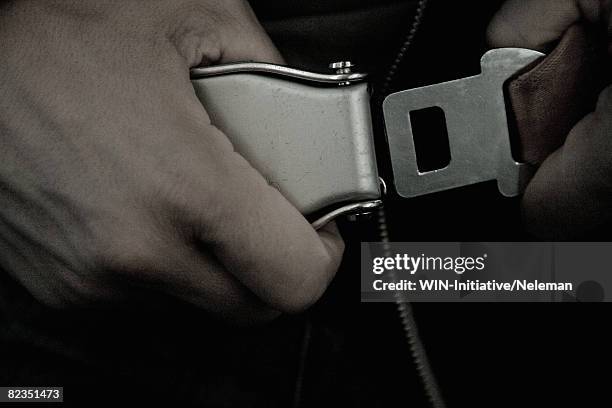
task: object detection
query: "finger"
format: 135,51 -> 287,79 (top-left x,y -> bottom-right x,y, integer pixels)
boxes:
216,0 -> 285,65
175,124 -> 345,314
486,0 -> 609,51
164,2 -> 343,312
141,240 -> 281,324
167,0 -> 285,67
522,85 -> 612,238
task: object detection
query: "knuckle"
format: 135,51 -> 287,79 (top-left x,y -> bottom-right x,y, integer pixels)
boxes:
159,2 -> 229,66
156,166 -> 224,236
155,0 -> 270,66
160,149 -> 243,238
27,267 -> 108,309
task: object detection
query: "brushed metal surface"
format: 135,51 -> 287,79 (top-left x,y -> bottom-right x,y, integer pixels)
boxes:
191,71 -> 380,218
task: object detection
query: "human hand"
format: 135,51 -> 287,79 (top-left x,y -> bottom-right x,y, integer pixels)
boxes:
0,0 -> 344,323
488,0 -> 612,238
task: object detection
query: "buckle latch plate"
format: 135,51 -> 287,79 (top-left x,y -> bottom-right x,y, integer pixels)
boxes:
383,48 -> 544,198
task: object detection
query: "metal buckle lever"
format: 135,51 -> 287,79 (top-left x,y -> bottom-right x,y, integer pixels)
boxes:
191,62 -> 382,229
383,48 -> 544,198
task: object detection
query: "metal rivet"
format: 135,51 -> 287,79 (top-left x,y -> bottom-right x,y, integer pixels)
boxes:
329,61 -> 354,75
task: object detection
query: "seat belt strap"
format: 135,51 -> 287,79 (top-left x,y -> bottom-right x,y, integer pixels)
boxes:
507,24 -> 608,166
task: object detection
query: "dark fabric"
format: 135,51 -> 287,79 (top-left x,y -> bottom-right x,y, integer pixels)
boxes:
508,24 -> 608,165
250,0 -> 409,17
0,270 -> 306,406
258,1 -> 419,73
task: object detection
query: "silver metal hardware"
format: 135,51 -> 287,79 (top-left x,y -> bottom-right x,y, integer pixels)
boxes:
329,61 -> 355,86
383,48 -> 544,198
329,61 -> 354,75
189,48 -> 545,228
191,64 -> 380,229
379,177 -> 388,196
312,200 -> 382,230
191,62 -> 367,85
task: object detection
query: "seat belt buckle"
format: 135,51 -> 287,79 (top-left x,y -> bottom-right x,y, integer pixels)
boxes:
189,48 -> 544,228
190,62 -> 383,229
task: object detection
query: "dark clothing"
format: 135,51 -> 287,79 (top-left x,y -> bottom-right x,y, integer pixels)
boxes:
2,1 -> 611,407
